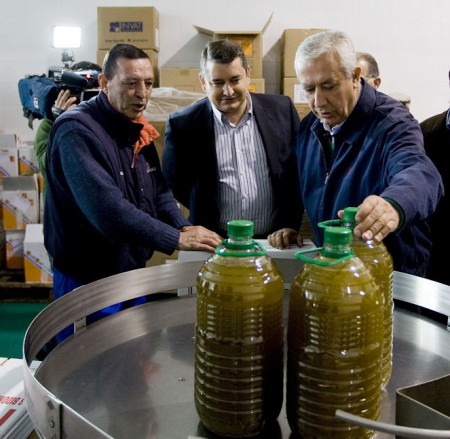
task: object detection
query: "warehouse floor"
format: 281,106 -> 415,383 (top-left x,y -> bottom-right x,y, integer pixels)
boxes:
0,302 -> 48,358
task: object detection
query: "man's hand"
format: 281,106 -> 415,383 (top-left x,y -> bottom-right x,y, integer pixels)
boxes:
267,228 -> 303,249
338,195 -> 400,242
52,90 -> 77,118
177,226 -> 223,252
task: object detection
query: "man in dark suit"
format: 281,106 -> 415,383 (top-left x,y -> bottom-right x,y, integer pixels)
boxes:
420,69 -> 450,285
162,39 -> 301,238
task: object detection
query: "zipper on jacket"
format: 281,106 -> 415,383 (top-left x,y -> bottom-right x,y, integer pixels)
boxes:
313,129 -> 332,185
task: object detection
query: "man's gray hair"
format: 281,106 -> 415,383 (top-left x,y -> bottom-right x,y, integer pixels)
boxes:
294,30 -> 357,79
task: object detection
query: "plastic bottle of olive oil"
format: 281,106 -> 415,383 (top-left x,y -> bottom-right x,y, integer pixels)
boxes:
287,227 -> 383,438
195,220 -> 284,438
341,207 -> 394,389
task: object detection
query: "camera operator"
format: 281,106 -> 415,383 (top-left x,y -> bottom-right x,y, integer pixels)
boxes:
34,89 -> 77,177
33,61 -> 102,178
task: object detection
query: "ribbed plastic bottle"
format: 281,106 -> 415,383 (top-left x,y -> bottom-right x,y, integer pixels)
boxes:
195,219 -> 284,438
341,207 -> 394,390
287,227 -> 384,439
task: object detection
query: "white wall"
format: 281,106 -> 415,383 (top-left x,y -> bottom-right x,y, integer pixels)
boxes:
1,0 -> 449,141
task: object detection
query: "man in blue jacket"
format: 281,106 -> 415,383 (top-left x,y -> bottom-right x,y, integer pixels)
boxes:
268,31 -> 443,276
44,44 -> 221,330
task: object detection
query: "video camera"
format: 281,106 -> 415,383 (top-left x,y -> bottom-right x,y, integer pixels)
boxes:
18,66 -> 100,128
48,66 -> 100,101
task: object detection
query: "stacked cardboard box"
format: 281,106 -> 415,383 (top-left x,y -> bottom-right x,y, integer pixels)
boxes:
160,17 -> 271,94
2,175 -> 39,272
0,133 -> 50,283
23,224 -> 52,284
281,29 -> 327,119
97,7 -> 160,86
0,134 -> 19,183
0,358 -> 41,439
160,68 -> 204,93
160,69 -> 269,94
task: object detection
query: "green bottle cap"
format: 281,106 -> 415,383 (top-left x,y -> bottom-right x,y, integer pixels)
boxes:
227,219 -> 254,239
324,226 -> 352,246
343,206 -> 358,223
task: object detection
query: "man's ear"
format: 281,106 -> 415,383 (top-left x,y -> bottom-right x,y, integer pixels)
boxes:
198,73 -> 207,93
373,77 -> 381,89
353,66 -> 362,82
98,74 -> 108,93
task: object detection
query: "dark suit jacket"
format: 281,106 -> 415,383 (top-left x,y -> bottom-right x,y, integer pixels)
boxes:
420,110 -> 450,284
162,93 -> 301,237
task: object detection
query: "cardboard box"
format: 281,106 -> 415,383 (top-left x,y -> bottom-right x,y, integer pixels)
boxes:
0,358 -> 41,438
0,143 -> 18,180
161,68 -> 265,94
281,29 -> 327,77
24,224 -> 53,284
146,250 -> 178,267
248,78 -> 265,93
0,134 -> 17,148
97,6 -> 159,50
282,77 -> 307,104
5,230 -> 25,269
2,175 -> 39,230
97,49 -> 159,86
0,222 -> 5,267
18,145 -> 39,175
194,15 -> 272,78
160,68 -> 204,93
294,104 -> 312,120
282,77 -> 311,119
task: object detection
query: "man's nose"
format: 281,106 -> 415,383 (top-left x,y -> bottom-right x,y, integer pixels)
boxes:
222,82 -> 234,96
135,81 -> 148,97
314,88 -> 326,107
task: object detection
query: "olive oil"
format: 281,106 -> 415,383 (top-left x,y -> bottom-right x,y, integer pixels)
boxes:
342,207 -> 394,389
195,220 -> 284,437
287,227 -> 383,438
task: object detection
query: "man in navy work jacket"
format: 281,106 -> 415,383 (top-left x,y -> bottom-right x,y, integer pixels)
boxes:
44,44 -> 221,332
162,39 -> 301,238
268,30 -> 443,276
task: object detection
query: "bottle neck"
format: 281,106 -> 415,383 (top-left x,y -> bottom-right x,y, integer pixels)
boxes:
322,242 -> 354,259
216,238 -> 267,257
224,236 -> 255,251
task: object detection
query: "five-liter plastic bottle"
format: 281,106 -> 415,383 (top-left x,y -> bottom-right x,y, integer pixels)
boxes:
194,219 -> 285,438
287,227 -> 384,439
319,207 -> 394,389
342,207 -> 394,389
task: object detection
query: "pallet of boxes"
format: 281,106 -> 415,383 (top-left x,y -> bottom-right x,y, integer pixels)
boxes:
0,133 -> 53,287
281,29 -> 327,120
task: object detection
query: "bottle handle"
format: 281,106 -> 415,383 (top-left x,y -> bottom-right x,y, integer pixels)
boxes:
294,248 -> 354,266
317,219 -> 345,229
215,240 -> 267,257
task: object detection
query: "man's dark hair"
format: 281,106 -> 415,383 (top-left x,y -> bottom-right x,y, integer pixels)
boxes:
102,44 -> 150,80
200,39 -> 248,76
72,61 -> 102,72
